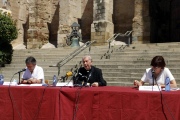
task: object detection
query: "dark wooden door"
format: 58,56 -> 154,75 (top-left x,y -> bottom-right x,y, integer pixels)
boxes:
149,0 -> 171,43
171,0 -> 180,42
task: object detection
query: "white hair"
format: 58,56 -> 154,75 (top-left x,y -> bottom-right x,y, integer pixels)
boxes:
82,55 -> 92,62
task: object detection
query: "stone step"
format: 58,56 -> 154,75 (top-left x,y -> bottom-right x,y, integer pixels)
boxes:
10,58 -> 179,64
3,64 -> 180,69
2,67 -> 180,74
3,64 -> 180,71
10,56 -> 180,63
2,42 -> 180,88
112,51 -> 180,55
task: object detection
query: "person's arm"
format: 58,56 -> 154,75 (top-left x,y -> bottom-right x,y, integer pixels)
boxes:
21,78 -> 42,84
21,78 -> 29,84
134,69 -> 148,87
21,78 -> 32,84
159,79 -> 177,88
30,79 -> 42,84
92,69 -> 106,87
134,80 -> 145,86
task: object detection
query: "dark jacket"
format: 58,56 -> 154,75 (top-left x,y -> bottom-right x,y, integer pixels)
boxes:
74,66 -> 106,86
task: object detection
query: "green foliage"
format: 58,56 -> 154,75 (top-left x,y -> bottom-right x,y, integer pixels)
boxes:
39,44 -> 42,49
0,51 -> 3,63
0,43 -> 13,64
0,12 -> 18,64
137,57 -> 144,61
0,12 -> 18,44
132,46 -> 136,49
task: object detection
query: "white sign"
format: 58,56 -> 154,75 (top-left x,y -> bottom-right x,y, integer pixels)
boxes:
56,82 -> 73,87
139,86 -> 161,91
3,82 -> 17,86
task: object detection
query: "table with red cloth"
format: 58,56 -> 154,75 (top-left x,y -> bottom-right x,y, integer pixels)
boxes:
0,86 -> 179,120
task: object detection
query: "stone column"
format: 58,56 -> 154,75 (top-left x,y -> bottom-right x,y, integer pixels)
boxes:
91,0 -> 114,46
132,0 -> 150,44
27,0 -> 50,49
57,0 -> 81,47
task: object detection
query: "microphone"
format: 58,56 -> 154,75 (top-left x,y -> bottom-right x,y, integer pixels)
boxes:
61,71 -> 73,79
72,69 -> 78,77
152,69 -> 155,86
152,69 -> 155,76
15,68 -> 26,75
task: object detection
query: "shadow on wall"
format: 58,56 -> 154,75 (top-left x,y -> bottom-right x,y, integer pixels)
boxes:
115,34 -> 132,44
79,0 -> 93,43
47,2 -> 60,47
23,15 -> 29,49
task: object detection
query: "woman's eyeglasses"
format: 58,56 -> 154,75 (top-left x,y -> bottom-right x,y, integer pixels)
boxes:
153,66 -> 160,69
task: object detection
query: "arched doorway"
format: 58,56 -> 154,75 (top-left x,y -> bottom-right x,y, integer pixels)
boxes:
150,0 -> 180,43
171,0 -> 180,42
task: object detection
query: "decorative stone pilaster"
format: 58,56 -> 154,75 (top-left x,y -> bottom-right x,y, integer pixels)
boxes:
132,0 -> 150,44
91,0 -> 114,46
27,0 -> 50,49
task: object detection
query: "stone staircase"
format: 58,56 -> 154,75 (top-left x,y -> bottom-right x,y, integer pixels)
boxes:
1,42 -> 180,87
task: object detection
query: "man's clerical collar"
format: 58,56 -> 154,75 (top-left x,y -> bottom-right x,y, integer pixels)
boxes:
86,68 -> 91,73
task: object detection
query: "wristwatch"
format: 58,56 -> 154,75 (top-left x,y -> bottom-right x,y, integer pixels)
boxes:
27,81 -> 29,84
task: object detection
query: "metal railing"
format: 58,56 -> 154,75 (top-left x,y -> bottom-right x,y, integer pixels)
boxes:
50,41 -> 96,76
104,30 -> 133,59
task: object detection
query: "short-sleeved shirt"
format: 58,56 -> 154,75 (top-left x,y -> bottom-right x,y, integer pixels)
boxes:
141,67 -> 175,85
22,65 -> 45,84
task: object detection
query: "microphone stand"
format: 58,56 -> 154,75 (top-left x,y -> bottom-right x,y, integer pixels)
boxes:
152,70 -> 155,86
19,72 -> 21,84
71,69 -> 80,87
14,68 -> 26,84
62,77 -> 66,82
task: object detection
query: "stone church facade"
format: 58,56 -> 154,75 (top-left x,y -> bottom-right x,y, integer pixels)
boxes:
0,0 -> 180,49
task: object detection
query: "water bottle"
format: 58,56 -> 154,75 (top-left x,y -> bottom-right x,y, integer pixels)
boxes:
53,75 -> 57,86
165,77 -> 170,91
13,79 -> 17,85
0,74 -> 4,85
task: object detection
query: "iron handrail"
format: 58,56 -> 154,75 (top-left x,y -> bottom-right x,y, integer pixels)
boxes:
59,41 -> 96,68
57,41 -> 89,65
104,30 -> 133,59
50,41 -> 96,76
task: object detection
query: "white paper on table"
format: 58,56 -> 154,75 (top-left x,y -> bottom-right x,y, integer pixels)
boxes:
56,82 -> 73,87
30,84 -> 42,86
139,86 -> 161,91
18,84 -> 30,86
3,82 -> 18,86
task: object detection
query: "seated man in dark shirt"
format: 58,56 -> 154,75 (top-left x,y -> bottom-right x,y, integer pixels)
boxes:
74,55 -> 106,87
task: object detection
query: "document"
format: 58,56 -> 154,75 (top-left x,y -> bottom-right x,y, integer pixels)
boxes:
139,86 -> 161,91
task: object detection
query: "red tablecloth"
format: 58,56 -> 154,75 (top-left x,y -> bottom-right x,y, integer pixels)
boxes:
0,86 -> 179,120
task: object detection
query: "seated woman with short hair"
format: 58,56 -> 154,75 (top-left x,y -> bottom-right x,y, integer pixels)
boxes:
134,56 -> 177,88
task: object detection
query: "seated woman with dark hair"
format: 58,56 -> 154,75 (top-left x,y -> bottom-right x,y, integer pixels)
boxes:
134,56 -> 177,88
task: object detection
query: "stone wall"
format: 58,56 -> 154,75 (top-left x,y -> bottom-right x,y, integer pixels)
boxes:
1,0 -> 152,48
27,0 -> 50,49
10,0 -> 29,47
0,0 -> 3,8
48,1 -> 59,47
91,0 -> 114,46
81,0 -> 93,41
114,0 -> 134,34
58,0 -> 81,46
132,0 -> 150,43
